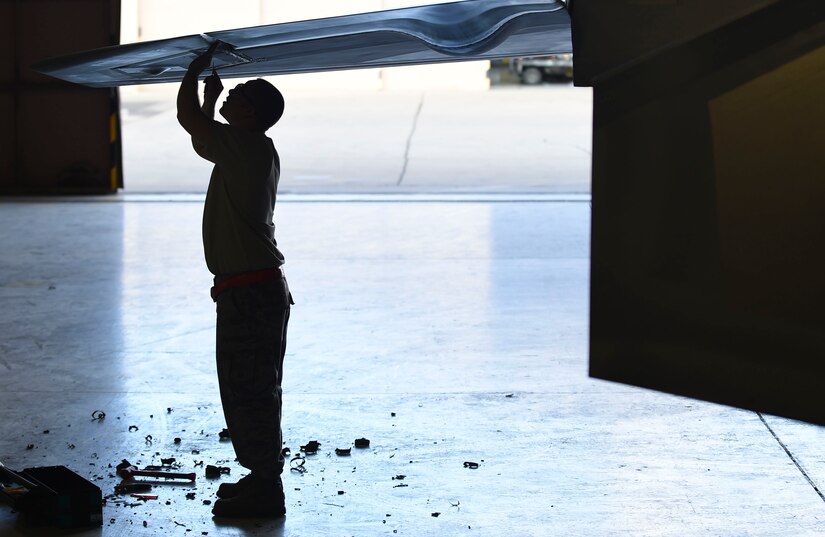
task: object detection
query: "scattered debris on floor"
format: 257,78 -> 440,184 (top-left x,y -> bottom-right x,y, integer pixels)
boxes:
7,408 -> 477,533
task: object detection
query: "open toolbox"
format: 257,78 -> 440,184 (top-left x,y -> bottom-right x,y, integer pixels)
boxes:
0,461 -> 102,527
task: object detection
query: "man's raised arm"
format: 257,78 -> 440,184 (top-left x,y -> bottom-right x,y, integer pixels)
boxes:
177,41 -> 219,144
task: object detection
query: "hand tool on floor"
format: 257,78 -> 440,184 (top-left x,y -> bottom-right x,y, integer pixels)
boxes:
116,460 -> 195,482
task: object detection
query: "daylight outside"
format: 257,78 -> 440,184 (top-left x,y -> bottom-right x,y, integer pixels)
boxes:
118,0 -> 593,195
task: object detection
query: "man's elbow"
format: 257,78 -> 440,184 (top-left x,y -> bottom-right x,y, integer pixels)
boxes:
177,110 -> 192,132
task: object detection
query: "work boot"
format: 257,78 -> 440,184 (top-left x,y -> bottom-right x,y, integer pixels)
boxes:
212,475 -> 285,519
216,474 -> 255,499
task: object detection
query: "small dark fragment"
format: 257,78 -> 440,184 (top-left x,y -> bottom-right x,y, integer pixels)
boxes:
67,443 -> 76,449
185,492 -> 196,500
131,494 -> 157,501
161,457 -> 176,465
290,455 -> 307,474
128,425 -> 139,432
115,483 -> 152,494
205,465 -> 231,478
167,408 -> 173,413
218,428 -> 231,439
174,438 -> 181,444
354,438 -> 370,448
92,410 -> 106,420
337,490 -> 345,495
392,475 -> 406,480
143,521 -> 148,527
431,512 -> 441,517
191,449 -> 201,455
43,430 -> 49,434
202,499 -> 212,505
335,448 -> 351,456
26,444 -> 34,450
463,461 -> 479,469
391,412 -> 396,417
300,440 -> 321,454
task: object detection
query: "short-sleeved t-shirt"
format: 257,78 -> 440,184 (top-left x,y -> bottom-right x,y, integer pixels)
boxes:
200,122 -> 285,276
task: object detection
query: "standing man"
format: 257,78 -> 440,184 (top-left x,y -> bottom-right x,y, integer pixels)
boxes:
177,41 -> 291,519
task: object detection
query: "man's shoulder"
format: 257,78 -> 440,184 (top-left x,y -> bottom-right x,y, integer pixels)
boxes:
213,122 -> 272,145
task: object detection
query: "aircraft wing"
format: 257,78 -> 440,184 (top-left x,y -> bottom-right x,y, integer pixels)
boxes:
33,0 -> 571,87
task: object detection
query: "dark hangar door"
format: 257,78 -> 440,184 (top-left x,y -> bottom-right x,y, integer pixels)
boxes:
576,0 -> 825,425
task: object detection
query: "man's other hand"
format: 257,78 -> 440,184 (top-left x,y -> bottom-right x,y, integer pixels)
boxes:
204,69 -> 224,104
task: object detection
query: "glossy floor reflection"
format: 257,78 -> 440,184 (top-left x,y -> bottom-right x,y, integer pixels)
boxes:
0,198 -> 823,536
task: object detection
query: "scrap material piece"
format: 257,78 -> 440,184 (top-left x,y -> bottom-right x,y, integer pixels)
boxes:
33,0 -> 570,88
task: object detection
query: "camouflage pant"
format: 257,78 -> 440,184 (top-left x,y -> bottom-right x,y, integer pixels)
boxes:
215,277 -> 291,480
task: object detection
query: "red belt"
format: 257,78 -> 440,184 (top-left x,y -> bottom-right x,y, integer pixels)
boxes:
210,266 -> 284,302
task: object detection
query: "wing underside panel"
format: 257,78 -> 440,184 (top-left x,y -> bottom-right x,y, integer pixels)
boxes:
34,0 -> 571,87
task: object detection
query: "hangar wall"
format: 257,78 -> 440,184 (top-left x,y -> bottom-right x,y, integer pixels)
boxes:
0,0 -> 122,194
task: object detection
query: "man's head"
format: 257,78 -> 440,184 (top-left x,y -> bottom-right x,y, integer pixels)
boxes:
220,79 -> 284,132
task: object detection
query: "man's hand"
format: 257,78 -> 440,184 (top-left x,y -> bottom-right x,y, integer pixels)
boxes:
204,69 -> 224,106
188,41 -> 219,76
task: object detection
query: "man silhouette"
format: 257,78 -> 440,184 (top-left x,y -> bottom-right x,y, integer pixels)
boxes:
177,41 -> 291,519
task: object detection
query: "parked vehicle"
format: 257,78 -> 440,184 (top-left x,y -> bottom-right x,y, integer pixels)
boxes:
511,54 -> 574,84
